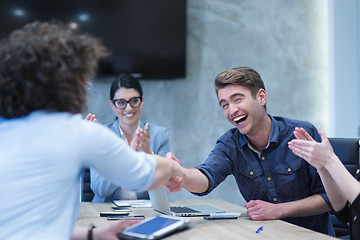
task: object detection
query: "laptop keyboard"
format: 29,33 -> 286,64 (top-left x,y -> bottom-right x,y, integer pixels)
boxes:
170,206 -> 200,213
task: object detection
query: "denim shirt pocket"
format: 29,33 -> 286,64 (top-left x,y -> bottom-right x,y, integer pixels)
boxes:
237,164 -> 264,198
273,156 -> 306,199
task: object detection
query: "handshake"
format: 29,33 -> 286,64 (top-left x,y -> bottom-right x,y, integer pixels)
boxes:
164,152 -> 184,193
160,152 -> 208,195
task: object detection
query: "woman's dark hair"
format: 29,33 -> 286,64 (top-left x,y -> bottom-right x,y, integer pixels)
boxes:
110,74 -> 143,100
0,21 -> 108,118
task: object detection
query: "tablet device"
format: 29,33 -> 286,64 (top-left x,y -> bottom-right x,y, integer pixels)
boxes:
118,215 -> 190,240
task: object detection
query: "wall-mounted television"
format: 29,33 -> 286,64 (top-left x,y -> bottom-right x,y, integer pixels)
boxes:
0,0 -> 186,80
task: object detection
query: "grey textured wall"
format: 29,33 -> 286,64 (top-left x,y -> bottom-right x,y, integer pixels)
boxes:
86,0 -> 329,206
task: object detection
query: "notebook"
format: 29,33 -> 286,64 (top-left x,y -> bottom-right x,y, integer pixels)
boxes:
149,187 -> 227,217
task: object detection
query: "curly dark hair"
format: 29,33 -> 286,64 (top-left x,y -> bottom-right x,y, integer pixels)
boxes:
0,21 -> 108,118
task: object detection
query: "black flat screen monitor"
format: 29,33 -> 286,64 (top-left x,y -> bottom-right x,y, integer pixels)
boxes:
0,0 -> 186,79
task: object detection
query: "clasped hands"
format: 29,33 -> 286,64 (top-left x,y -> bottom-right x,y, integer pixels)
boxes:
165,152 -> 184,193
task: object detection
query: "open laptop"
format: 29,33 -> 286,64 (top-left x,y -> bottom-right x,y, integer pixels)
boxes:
149,187 -> 227,217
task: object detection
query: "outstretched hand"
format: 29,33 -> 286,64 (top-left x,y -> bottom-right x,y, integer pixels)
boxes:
288,128 -> 334,170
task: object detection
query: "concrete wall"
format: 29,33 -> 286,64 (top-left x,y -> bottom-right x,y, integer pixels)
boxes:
86,0 -> 329,206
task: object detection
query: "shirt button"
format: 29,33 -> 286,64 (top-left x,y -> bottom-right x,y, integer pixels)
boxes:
261,156 -> 265,160
273,198 -> 277,202
354,216 -> 358,223
249,171 -> 254,176
267,177 -> 271,181
287,168 -> 292,172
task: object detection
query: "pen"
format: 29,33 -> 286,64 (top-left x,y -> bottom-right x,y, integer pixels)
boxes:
256,226 -> 263,233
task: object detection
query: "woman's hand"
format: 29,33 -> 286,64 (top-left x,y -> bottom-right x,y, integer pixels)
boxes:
288,128 -> 334,170
84,113 -> 97,122
130,123 -> 152,154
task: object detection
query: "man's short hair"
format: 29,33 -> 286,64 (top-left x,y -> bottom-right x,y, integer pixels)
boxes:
214,66 -> 266,98
0,21 -> 108,118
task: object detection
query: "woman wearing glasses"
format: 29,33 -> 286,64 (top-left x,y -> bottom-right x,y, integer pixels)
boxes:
91,74 -> 170,202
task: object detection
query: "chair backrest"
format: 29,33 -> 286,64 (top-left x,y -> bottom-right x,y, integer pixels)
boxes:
328,137 -> 360,238
81,168 -> 95,202
328,138 -> 360,178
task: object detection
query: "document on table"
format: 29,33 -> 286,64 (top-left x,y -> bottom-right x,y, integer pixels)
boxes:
113,200 -> 152,208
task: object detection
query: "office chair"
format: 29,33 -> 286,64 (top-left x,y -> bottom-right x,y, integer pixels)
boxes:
80,168 -> 95,202
328,138 -> 360,238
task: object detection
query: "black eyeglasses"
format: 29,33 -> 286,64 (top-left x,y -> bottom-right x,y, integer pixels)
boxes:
112,96 -> 142,109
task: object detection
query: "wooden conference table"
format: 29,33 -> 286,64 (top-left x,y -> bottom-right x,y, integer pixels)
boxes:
76,199 -> 336,240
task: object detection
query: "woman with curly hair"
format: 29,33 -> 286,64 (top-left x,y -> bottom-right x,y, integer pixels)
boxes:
0,21 -> 182,240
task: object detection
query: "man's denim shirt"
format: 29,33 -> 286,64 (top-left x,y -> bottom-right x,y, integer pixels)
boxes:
195,115 -> 335,236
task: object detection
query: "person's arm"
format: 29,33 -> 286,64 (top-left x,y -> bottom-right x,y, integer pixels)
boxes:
317,147 -> 360,209
182,168 -> 209,193
245,194 -> 330,220
288,127 -> 360,210
165,167 -> 209,193
317,166 -> 348,211
71,220 -> 140,240
84,115 -> 120,200
164,152 -> 209,193
90,154 -> 183,199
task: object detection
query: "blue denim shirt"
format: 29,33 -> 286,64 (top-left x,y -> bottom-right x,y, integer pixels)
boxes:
195,115 -> 335,236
